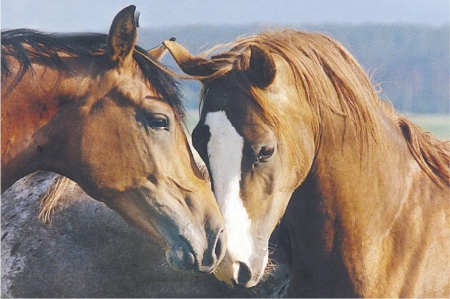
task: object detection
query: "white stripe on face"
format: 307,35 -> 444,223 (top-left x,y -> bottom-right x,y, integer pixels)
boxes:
204,111 -> 253,263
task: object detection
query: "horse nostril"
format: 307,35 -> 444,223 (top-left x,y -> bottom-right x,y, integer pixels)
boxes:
166,247 -> 195,271
184,251 -> 196,269
214,229 -> 226,261
234,262 -> 252,286
198,228 -> 226,273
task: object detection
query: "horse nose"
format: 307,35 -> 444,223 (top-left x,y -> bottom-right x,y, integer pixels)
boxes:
165,247 -> 196,271
198,228 -> 226,273
232,261 -> 252,286
214,228 -> 226,262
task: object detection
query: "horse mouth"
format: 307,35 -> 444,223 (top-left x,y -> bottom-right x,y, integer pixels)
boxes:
163,226 -> 226,274
165,241 -> 219,274
213,248 -> 270,288
165,245 -> 197,271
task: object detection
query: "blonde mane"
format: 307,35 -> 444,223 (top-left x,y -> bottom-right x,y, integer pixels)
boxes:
198,29 -> 450,186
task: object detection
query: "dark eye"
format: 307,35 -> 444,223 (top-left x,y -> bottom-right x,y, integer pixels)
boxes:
149,115 -> 169,130
256,145 -> 275,162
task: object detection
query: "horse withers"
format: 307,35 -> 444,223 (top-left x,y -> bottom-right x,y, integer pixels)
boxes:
1,6 -> 225,274
164,30 -> 449,297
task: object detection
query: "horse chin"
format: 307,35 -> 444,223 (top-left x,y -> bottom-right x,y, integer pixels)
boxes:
165,245 -> 196,272
214,265 -> 264,289
156,223 -> 202,272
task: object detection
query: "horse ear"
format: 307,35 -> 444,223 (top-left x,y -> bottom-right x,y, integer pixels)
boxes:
147,37 -> 175,61
163,40 -> 216,77
248,45 -> 276,88
107,5 -> 137,66
147,45 -> 168,61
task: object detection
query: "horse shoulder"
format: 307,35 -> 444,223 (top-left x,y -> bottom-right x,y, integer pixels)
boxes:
377,171 -> 450,297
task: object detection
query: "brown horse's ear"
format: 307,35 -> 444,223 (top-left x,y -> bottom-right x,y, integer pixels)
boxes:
163,40 -> 216,77
147,37 -> 175,61
107,5 -> 137,66
248,45 -> 276,88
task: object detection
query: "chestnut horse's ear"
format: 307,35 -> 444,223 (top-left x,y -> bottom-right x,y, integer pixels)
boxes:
147,45 -> 168,61
248,45 -> 276,88
107,5 -> 137,66
148,37 -> 175,61
163,40 -> 216,77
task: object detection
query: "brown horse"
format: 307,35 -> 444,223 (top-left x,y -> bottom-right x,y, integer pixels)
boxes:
1,5 -> 225,274
164,30 -> 450,297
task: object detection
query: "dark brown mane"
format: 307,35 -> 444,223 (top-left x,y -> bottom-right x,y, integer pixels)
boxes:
1,29 -> 185,120
198,29 -> 450,186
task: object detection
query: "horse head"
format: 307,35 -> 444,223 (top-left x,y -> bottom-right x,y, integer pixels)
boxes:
165,39 -> 316,286
1,6 -> 225,274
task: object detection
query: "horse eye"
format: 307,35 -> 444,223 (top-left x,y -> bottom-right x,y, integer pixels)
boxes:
256,145 -> 275,162
149,115 -> 169,130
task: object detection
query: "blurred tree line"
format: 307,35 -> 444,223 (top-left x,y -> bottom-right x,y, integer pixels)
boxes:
139,23 -> 449,114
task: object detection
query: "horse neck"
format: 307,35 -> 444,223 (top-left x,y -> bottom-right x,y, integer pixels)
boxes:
288,107 -> 429,293
1,58 -> 89,191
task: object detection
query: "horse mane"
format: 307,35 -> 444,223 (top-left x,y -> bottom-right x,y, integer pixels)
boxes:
1,29 -> 184,120
397,116 -> 450,186
2,29 -> 186,222
198,29 -> 450,187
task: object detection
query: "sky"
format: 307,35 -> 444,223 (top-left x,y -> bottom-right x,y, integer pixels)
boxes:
1,0 -> 449,33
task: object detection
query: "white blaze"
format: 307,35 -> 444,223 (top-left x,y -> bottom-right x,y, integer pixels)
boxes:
204,111 -> 253,262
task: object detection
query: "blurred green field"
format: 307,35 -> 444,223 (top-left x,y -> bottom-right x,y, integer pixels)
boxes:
407,114 -> 450,140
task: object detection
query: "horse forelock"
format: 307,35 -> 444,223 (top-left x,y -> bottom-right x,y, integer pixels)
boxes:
133,47 -> 185,123
199,30 -> 380,164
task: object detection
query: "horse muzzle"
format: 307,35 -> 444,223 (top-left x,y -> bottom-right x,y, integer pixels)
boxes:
214,248 -> 268,288
165,226 -> 226,273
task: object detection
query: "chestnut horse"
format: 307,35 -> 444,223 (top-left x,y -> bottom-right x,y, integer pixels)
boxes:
1,5 -> 225,274
164,30 -> 450,297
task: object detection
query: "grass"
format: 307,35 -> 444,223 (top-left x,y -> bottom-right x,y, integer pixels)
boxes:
406,114 -> 450,140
